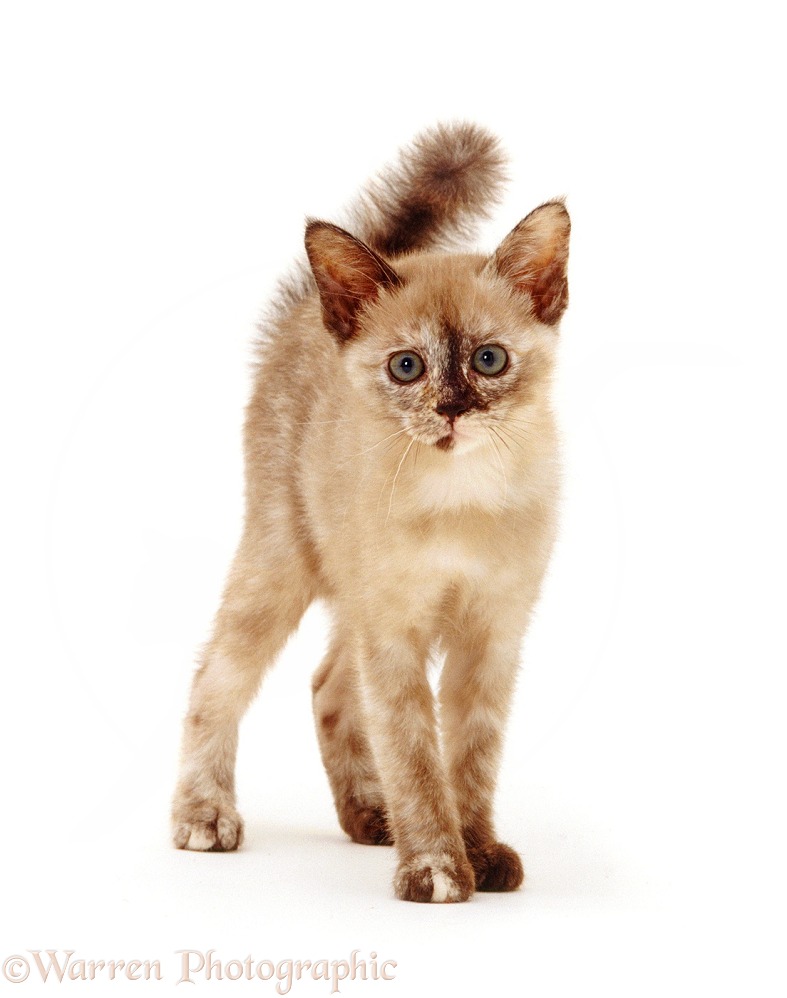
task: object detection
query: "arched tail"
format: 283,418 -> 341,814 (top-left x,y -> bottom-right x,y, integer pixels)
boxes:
349,121 -> 507,256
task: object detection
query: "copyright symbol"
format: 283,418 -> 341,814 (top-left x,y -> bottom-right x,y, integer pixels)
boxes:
3,956 -> 30,982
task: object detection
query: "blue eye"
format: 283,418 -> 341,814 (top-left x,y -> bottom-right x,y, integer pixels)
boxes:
389,351 -> 425,383
472,345 -> 508,376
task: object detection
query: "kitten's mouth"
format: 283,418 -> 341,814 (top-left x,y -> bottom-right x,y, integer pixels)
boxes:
434,424 -> 469,451
417,422 -> 477,452
429,423 -> 484,455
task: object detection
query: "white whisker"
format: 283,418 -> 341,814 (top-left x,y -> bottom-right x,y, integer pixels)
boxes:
386,436 -> 416,524
488,429 -> 509,505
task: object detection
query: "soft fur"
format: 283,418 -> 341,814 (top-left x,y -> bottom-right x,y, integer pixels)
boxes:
171,123 -> 570,903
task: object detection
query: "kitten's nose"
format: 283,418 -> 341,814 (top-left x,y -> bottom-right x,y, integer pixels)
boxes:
435,401 -> 470,422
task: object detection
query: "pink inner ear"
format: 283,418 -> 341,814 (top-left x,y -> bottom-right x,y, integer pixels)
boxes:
494,204 -> 570,326
306,222 -> 401,342
321,261 -> 376,301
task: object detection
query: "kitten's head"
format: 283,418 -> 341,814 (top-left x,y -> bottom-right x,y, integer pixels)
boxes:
305,202 -> 569,454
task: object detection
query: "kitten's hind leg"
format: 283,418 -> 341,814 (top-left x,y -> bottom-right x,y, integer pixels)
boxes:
312,638 -> 392,846
172,534 -> 315,852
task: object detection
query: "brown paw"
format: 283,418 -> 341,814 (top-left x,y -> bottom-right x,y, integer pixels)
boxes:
340,800 -> 393,846
467,842 -> 524,892
172,798 -> 244,852
394,853 -> 475,903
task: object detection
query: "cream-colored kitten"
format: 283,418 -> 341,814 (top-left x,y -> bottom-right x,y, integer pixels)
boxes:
172,123 -> 569,903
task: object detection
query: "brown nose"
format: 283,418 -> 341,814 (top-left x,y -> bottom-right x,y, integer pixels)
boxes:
435,401 -> 470,422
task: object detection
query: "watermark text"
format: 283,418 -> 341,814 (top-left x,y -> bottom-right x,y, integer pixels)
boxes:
2,950 -> 396,993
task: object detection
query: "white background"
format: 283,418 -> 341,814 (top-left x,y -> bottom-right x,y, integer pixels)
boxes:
1,1 -> 785,995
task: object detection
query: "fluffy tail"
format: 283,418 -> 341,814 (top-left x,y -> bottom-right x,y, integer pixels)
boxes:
348,121 -> 508,256
267,123 -> 506,322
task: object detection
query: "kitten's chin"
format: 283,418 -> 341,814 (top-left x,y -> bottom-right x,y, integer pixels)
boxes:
431,428 -> 484,456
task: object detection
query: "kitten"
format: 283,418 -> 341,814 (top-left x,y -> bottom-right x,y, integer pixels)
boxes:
171,123 -> 570,903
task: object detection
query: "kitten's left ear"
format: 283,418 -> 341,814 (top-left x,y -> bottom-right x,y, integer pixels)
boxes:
305,221 -> 402,343
489,201 -> 570,326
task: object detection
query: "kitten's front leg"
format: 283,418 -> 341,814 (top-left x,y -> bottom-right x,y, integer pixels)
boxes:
172,537 -> 314,852
360,636 -> 475,903
440,629 -> 525,892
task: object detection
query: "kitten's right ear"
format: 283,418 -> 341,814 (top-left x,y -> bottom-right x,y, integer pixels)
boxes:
305,221 -> 402,343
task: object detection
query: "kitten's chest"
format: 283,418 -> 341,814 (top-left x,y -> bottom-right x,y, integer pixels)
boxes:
362,446 -> 555,594
406,527 -> 488,582
407,445 -> 524,514
374,507 -> 524,593
305,420 -> 556,595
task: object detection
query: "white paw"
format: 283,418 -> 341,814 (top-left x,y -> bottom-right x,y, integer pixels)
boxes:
394,852 -> 474,903
172,800 -> 244,852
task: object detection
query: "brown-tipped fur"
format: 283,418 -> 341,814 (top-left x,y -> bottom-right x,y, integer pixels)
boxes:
172,123 -> 569,904
351,121 -> 507,256
492,200 -> 571,325
266,122 -> 507,323
305,222 -> 402,343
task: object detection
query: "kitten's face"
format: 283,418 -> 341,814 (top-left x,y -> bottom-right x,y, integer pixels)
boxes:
304,201 -> 569,456
346,258 -> 556,455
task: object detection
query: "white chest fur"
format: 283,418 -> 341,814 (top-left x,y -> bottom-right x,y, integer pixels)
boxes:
411,443 -> 519,513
